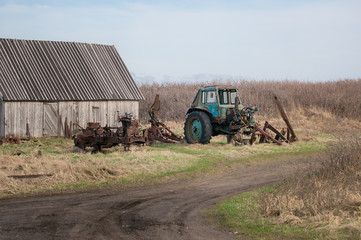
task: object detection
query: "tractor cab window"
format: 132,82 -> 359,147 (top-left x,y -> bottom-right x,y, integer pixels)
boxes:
219,90 -> 229,104
201,91 -> 206,104
230,91 -> 238,104
201,90 -> 217,104
219,89 -> 239,104
207,91 -> 216,103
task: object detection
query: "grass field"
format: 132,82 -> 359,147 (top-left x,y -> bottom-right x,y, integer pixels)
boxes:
1,104 -> 360,239
206,186 -> 325,240
1,106 -> 358,199
207,136 -> 361,240
0,128 -> 327,199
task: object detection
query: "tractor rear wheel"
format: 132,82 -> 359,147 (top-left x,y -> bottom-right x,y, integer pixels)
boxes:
184,111 -> 212,144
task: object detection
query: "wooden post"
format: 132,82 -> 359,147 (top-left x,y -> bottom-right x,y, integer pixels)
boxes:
69,121 -> 72,137
0,100 -> 5,138
26,123 -> 31,139
64,117 -> 68,138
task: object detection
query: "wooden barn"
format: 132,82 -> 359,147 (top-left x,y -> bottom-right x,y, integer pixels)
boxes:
0,38 -> 144,138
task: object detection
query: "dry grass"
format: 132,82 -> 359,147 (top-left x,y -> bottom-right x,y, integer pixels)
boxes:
139,79 -> 361,122
0,112 -> 337,198
0,140 -> 203,197
260,136 -> 361,239
2,79 -> 361,200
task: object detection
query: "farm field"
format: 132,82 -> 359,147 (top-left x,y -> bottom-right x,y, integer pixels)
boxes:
2,0 -> 361,238
0,79 -> 360,239
0,121 -> 327,199
2,93 -> 353,198
0,138 -> 331,240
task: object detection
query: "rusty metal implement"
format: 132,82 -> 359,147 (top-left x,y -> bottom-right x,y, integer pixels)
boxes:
73,95 -> 182,152
249,96 -> 298,145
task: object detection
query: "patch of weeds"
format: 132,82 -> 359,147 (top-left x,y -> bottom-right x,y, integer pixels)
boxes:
206,187 -> 324,240
208,138 -> 361,240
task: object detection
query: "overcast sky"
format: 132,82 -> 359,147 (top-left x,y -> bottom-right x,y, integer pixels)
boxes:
1,0 -> 360,83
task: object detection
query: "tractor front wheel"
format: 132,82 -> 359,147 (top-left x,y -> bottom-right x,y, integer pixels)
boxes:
184,111 -> 212,144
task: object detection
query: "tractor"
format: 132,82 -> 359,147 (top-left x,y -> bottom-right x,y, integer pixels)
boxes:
184,86 -> 258,145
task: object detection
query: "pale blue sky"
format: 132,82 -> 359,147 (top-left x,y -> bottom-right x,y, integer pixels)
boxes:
1,0 -> 360,83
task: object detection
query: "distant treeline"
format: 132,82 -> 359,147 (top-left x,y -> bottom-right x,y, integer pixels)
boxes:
138,79 -> 361,122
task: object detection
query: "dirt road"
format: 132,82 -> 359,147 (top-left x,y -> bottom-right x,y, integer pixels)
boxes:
0,158 -> 308,240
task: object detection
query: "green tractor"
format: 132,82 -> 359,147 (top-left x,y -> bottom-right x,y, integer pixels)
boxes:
184,86 -> 258,144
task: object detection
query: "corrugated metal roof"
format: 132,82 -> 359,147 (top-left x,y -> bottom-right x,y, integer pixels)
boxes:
0,38 -> 144,101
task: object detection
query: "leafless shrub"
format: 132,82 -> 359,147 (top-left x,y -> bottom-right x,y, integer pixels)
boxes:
261,137 -> 361,234
138,79 -> 361,123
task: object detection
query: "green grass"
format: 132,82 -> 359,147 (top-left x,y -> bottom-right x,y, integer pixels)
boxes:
55,139 -> 325,193
205,135 -> 358,240
206,187 -> 327,240
0,136 -> 328,198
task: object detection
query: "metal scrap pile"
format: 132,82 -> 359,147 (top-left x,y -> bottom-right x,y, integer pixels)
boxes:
73,95 -> 182,152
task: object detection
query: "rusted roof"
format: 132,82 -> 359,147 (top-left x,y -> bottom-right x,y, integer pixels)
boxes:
0,38 -> 144,101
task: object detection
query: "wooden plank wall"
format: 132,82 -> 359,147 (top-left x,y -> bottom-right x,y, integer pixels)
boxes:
75,101 -> 139,130
43,103 -> 59,137
4,100 -> 139,137
4,102 -> 43,137
0,100 -> 4,138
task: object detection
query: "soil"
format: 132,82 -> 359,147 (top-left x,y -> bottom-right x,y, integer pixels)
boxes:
0,157 -> 310,240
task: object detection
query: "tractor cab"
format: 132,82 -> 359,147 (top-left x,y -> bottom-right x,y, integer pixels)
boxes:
190,86 -> 243,121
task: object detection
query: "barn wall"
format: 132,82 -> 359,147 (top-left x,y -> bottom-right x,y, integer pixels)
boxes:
4,102 -> 43,138
75,100 -> 139,128
0,100 -> 4,138
4,100 -> 139,137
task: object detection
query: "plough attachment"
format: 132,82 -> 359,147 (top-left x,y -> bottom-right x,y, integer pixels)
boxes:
73,95 -> 182,152
147,94 -> 182,144
249,96 -> 298,146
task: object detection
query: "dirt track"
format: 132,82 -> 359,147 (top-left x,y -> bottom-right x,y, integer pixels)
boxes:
0,158 -> 308,240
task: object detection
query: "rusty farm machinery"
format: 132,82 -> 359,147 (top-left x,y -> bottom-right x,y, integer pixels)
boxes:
73,94 -> 182,152
73,86 -> 297,152
183,86 -> 297,146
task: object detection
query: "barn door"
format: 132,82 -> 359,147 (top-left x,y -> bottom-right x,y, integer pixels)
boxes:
43,103 -> 59,137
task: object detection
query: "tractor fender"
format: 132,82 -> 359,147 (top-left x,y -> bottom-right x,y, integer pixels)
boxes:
186,107 -> 216,122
